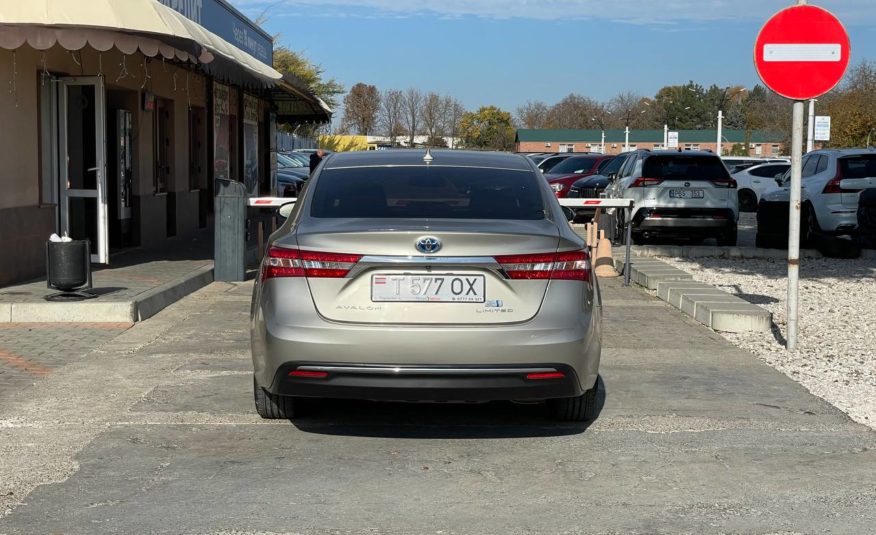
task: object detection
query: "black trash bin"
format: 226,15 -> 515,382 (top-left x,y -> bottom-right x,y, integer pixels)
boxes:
46,239 -> 94,300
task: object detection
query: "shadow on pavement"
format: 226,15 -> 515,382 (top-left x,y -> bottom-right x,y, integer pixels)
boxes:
292,377 -> 606,439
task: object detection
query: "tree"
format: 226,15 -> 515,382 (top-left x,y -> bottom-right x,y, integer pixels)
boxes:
516,100 -> 550,129
420,92 -> 446,146
544,94 -> 603,129
607,92 -> 647,129
273,46 -> 344,110
401,88 -> 424,146
378,89 -> 404,145
342,83 -> 381,135
459,106 -> 515,151
443,96 -> 466,149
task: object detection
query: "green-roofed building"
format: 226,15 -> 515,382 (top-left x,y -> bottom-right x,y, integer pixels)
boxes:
515,129 -> 787,157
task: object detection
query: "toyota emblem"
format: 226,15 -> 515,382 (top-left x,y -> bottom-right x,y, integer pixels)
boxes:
415,236 -> 442,254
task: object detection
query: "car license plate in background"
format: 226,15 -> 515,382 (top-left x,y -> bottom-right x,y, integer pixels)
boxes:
669,189 -> 705,199
371,274 -> 485,303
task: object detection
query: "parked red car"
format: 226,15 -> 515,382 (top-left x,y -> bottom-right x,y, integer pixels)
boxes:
544,154 -> 615,198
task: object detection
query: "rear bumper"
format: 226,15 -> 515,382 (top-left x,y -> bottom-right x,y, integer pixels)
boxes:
633,208 -> 736,233
269,362 -> 584,401
251,280 -> 602,397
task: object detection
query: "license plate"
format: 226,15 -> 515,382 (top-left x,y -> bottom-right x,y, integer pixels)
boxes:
669,189 -> 705,199
371,274 -> 485,303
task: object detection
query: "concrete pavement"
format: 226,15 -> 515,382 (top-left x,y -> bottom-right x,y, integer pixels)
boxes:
0,278 -> 873,534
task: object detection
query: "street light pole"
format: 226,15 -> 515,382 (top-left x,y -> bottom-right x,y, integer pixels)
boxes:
624,126 -> 630,152
601,130 -> 606,154
716,110 -> 724,156
807,99 -> 816,152
663,124 -> 668,149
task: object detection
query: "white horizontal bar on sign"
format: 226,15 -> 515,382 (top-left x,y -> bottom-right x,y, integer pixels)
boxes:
247,197 -> 296,207
559,198 -> 634,208
763,43 -> 841,62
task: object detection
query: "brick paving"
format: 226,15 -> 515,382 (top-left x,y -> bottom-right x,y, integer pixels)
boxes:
0,323 -> 131,400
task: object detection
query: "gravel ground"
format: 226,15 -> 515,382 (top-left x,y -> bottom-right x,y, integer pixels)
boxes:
660,256 -> 876,430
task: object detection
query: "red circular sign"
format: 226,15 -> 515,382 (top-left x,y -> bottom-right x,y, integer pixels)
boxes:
754,4 -> 850,100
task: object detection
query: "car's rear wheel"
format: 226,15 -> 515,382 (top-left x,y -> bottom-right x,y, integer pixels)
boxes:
254,377 -> 299,419
717,225 -> 737,247
549,381 -> 598,422
738,189 -> 758,212
802,203 -> 821,247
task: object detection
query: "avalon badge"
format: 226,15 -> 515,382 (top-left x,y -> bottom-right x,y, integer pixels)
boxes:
415,236 -> 442,254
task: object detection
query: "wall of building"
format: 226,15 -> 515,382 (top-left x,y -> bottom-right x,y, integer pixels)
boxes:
0,45 -> 210,286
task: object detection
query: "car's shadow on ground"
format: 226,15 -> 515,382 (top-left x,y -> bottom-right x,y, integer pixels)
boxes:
291,377 -> 606,439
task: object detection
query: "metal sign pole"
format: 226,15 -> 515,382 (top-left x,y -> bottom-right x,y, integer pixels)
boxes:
624,203 -> 633,287
787,100 -> 805,350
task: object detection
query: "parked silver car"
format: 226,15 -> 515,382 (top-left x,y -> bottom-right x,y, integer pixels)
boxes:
250,150 -> 602,421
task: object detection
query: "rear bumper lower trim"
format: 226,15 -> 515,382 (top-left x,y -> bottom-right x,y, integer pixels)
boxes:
269,362 -> 584,401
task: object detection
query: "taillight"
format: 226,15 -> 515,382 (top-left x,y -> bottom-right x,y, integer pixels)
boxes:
261,247 -> 361,281
629,177 -> 663,187
710,178 -> 737,188
823,166 -> 861,194
495,250 -> 590,281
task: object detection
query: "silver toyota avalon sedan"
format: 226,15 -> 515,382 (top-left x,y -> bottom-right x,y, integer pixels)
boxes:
250,149 -> 602,421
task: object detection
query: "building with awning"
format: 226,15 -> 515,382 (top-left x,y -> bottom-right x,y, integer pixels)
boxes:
0,0 -> 331,286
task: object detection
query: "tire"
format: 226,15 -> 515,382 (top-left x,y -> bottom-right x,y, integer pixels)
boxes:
738,189 -> 758,212
717,225 -> 737,247
549,381 -> 599,422
253,377 -> 299,419
802,203 -> 821,248
631,233 -> 647,246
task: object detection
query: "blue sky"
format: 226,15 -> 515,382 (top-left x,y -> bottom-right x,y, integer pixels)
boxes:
233,0 -> 876,113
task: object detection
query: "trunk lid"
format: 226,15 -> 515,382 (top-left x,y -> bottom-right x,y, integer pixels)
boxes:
288,219 -> 562,325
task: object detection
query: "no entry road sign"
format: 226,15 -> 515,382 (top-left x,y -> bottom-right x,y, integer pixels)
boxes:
754,4 -> 850,100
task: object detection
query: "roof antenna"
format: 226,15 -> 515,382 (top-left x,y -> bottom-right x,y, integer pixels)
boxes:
423,148 -> 433,165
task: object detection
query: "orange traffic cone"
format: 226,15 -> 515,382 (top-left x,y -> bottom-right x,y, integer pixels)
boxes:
594,230 -> 619,278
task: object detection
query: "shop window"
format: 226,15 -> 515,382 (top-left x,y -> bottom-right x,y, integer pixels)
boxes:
771,144 -> 781,155
153,98 -> 173,194
558,144 -> 575,153
683,144 -> 700,151
213,83 -> 237,181
243,94 -> 260,196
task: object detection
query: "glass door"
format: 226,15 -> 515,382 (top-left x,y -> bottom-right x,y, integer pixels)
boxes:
59,77 -> 108,264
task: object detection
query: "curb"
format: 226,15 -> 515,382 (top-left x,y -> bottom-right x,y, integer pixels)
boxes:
2,265 -> 214,323
614,256 -> 772,333
630,244 -> 876,260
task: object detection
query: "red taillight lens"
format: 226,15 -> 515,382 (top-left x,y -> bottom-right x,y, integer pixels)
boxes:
261,247 -> 361,281
711,178 -> 737,188
289,370 -> 329,378
629,177 -> 663,187
526,372 -> 566,380
495,250 -> 590,281
822,170 -> 861,194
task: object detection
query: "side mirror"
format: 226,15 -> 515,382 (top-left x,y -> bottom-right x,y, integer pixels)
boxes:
561,206 -> 576,222
278,201 -> 296,219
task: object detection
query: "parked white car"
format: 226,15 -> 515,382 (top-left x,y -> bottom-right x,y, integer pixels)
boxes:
756,148 -> 876,247
605,150 -> 739,245
733,161 -> 791,212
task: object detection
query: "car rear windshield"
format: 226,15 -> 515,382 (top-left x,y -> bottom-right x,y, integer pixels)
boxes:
548,156 -> 600,175
840,155 -> 876,179
310,166 -> 546,220
643,155 -> 731,181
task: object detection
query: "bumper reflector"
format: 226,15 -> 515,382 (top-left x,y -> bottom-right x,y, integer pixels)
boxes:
289,370 -> 329,379
525,372 -> 566,380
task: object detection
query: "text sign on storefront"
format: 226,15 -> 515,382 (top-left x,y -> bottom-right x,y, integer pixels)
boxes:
158,0 -> 273,65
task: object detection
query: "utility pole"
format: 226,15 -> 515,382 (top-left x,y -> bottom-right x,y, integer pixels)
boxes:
601,130 -> 606,154
663,124 -> 668,149
624,126 -> 630,152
